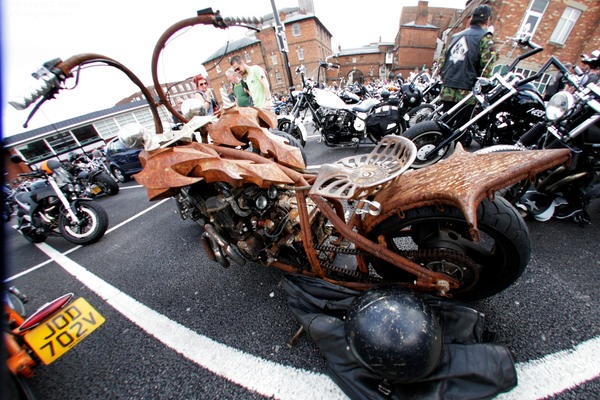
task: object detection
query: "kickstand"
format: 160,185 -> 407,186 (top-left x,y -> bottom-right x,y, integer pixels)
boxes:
287,325 -> 305,348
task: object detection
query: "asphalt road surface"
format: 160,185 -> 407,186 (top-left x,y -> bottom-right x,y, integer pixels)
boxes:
4,134 -> 599,399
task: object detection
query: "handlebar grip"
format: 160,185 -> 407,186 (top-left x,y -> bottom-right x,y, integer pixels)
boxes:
8,63 -> 61,111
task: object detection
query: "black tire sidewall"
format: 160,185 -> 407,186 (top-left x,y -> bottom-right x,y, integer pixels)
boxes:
58,201 -> 109,245
366,197 -> 530,302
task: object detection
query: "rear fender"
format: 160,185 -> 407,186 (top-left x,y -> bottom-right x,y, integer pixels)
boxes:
366,145 -> 571,239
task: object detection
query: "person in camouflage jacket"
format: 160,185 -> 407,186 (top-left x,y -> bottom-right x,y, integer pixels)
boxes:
439,4 -> 496,125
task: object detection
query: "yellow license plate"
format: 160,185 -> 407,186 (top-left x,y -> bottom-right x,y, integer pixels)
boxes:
24,297 -> 105,365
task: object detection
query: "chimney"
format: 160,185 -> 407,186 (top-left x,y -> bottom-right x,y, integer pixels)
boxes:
416,0 -> 429,26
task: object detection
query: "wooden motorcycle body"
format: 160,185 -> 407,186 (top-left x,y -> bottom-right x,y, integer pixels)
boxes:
135,107 -> 570,301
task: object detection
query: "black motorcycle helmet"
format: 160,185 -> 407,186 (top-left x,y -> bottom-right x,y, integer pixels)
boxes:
402,83 -> 423,107
344,286 -> 443,383
68,151 -> 78,162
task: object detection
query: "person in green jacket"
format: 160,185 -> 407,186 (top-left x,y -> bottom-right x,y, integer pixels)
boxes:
225,68 -> 253,107
229,55 -> 272,110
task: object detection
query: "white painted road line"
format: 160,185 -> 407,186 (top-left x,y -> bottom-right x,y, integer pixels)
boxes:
35,242 -> 349,400
497,336 -> 600,400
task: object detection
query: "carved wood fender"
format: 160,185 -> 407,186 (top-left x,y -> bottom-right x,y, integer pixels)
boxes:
364,144 -> 572,240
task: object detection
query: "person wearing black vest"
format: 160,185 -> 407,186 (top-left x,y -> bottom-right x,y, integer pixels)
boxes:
439,4 -> 496,128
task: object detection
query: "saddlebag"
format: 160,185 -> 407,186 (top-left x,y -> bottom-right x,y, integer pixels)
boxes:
365,108 -> 401,139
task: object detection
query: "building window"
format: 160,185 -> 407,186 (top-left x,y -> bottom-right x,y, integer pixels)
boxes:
297,47 -> 304,61
352,57 -> 357,64
271,53 -> 278,65
491,64 -> 552,94
94,119 -> 120,139
16,141 -> 53,163
550,7 -> 582,45
292,23 -> 300,37
72,125 -> 101,146
215,65 -> 221,73
275,71 -> 283,84
244,53 -> 251,63
45,131 -> 78,155
133,109 -> 156,134
518,0 -> 549,39
115,114 -> 136,127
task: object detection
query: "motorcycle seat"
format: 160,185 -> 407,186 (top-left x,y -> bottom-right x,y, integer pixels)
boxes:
309,135 -> 417,200
351,98 -> 380,113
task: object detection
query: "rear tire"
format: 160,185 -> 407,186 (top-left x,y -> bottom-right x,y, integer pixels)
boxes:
407,103 -> 436,127
366,197 -> 530,302
94,172 -> 120,195
58,201 -> 109,245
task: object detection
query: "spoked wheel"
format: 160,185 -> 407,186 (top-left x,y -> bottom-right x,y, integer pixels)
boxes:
365,197 -> 530,302
407,103 -> 436,127
402,121 -> 449,168
276,119 -> 306,147
58,201 -> 109,245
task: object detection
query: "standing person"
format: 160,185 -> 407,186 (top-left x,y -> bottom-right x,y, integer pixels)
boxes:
229,55 -> 272,110
224,67 -> 253,107
193,75 -> 220,117
172,97 -> 184,124
439,4 -> 496,120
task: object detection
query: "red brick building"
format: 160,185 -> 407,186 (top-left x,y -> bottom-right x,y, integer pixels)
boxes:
202,7 -> 333,101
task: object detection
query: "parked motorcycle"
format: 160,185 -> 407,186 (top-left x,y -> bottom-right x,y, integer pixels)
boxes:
271,99 -> 292,116
2,182 -> 15,222
402,35 -> 548,168
277,62 -> 422,149
4,286 -> 105,398
481,52 -> 600,223
9,156 -> 109,244
8,9 -> 572,302
67,152 -> 120,197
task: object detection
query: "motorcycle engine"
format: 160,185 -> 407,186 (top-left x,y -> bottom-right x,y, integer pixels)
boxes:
317,108 -> 355,144
177,182 -> 324,266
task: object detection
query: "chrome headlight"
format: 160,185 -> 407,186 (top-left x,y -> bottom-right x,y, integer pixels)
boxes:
118,123 -> 147,149
546,91 -> 574,121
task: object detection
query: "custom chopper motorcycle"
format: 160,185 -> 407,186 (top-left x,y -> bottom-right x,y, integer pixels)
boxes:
9,8 -> 572,302
480,52 -> 600,223
402,35 -> 548,168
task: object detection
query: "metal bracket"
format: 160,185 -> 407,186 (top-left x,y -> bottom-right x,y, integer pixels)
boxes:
355,200 -> 381,215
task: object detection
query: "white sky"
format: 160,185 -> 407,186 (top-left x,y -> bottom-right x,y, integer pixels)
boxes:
1,0 -> 466,137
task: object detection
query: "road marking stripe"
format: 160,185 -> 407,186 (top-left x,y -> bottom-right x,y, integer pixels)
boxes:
33,241 -> 600,400
4,198 -> 168,282
497,336 -> 600,399
35,242 -> 348,400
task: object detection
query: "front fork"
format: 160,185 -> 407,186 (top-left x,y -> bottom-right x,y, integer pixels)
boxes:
47,178 -> 80,223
